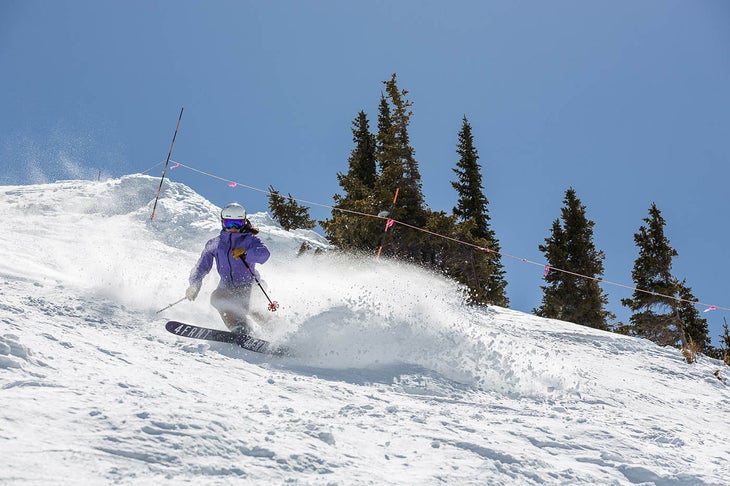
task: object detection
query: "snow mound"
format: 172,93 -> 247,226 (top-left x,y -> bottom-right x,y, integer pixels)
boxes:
1,174 -> 728,485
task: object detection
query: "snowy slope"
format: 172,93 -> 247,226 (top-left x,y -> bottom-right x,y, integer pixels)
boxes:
1,175 -> 728,485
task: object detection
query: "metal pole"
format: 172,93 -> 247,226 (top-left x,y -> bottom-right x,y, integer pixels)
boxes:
150,107 -> 184,220
156,296 -> 186,314
241,257 -> 279,312
376,187 -> 399,259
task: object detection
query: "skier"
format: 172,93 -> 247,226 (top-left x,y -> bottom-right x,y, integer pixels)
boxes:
186,202 -> 270,335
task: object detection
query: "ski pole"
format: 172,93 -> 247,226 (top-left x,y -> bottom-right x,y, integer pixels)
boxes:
156,296 -> 186,314
241,257 -> 279,312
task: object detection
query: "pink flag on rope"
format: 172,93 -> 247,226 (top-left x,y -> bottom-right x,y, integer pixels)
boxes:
170,163 -> 180,170
703,305 -> 717,313
228,182 -> 237,188
385,219 -> 394,230
544,266 -> 550,277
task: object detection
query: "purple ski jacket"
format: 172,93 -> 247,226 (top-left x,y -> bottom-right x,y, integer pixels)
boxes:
189,229 -> 270,289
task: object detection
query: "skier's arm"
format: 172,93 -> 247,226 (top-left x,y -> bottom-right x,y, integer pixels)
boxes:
189,239 -> 216,288
245,235 -> 270,264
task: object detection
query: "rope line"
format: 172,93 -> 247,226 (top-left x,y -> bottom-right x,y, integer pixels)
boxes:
139,160 -> 165,175
145,160 -> 727,313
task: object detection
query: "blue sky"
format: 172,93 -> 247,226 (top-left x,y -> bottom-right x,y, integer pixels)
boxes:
2,0 -> 729,346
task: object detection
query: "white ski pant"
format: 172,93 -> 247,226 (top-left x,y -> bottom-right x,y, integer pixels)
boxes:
210,285 -> 253,328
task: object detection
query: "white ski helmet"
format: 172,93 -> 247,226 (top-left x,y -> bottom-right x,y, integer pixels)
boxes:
220,202 -> 247,220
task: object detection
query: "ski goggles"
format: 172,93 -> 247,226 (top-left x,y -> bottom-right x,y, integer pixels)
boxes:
222,219 -> 245,230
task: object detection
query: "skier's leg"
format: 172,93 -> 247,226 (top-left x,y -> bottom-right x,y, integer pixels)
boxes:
211,288 -> 245,330
211,286 -> 253,333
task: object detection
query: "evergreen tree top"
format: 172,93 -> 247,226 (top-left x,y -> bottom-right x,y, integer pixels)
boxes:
452,116 -> 490,239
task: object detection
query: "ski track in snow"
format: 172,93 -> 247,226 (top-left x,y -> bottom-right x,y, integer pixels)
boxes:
1,175 -> 729,485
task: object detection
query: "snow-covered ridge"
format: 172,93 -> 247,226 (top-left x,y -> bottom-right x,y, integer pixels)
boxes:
1,174 -> 728,484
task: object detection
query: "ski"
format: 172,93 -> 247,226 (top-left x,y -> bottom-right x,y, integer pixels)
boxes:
164,321 -> 289,356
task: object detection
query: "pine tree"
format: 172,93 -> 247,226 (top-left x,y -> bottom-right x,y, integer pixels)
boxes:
447,219 -> 504,306
376,94 -> 395,178
535,188 -> 613,330
267,186 -> 316,231
676,281 -> 710,352
323,111 -> 381,251
422,209 -> 458,269
535,219 -> 568,319
621,203 -> 686,347
346,111 -> 377,194
719,321 -> 730,365
373,73 -> 428,261
452,116 -> 488,237
449,116 -> 508,306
